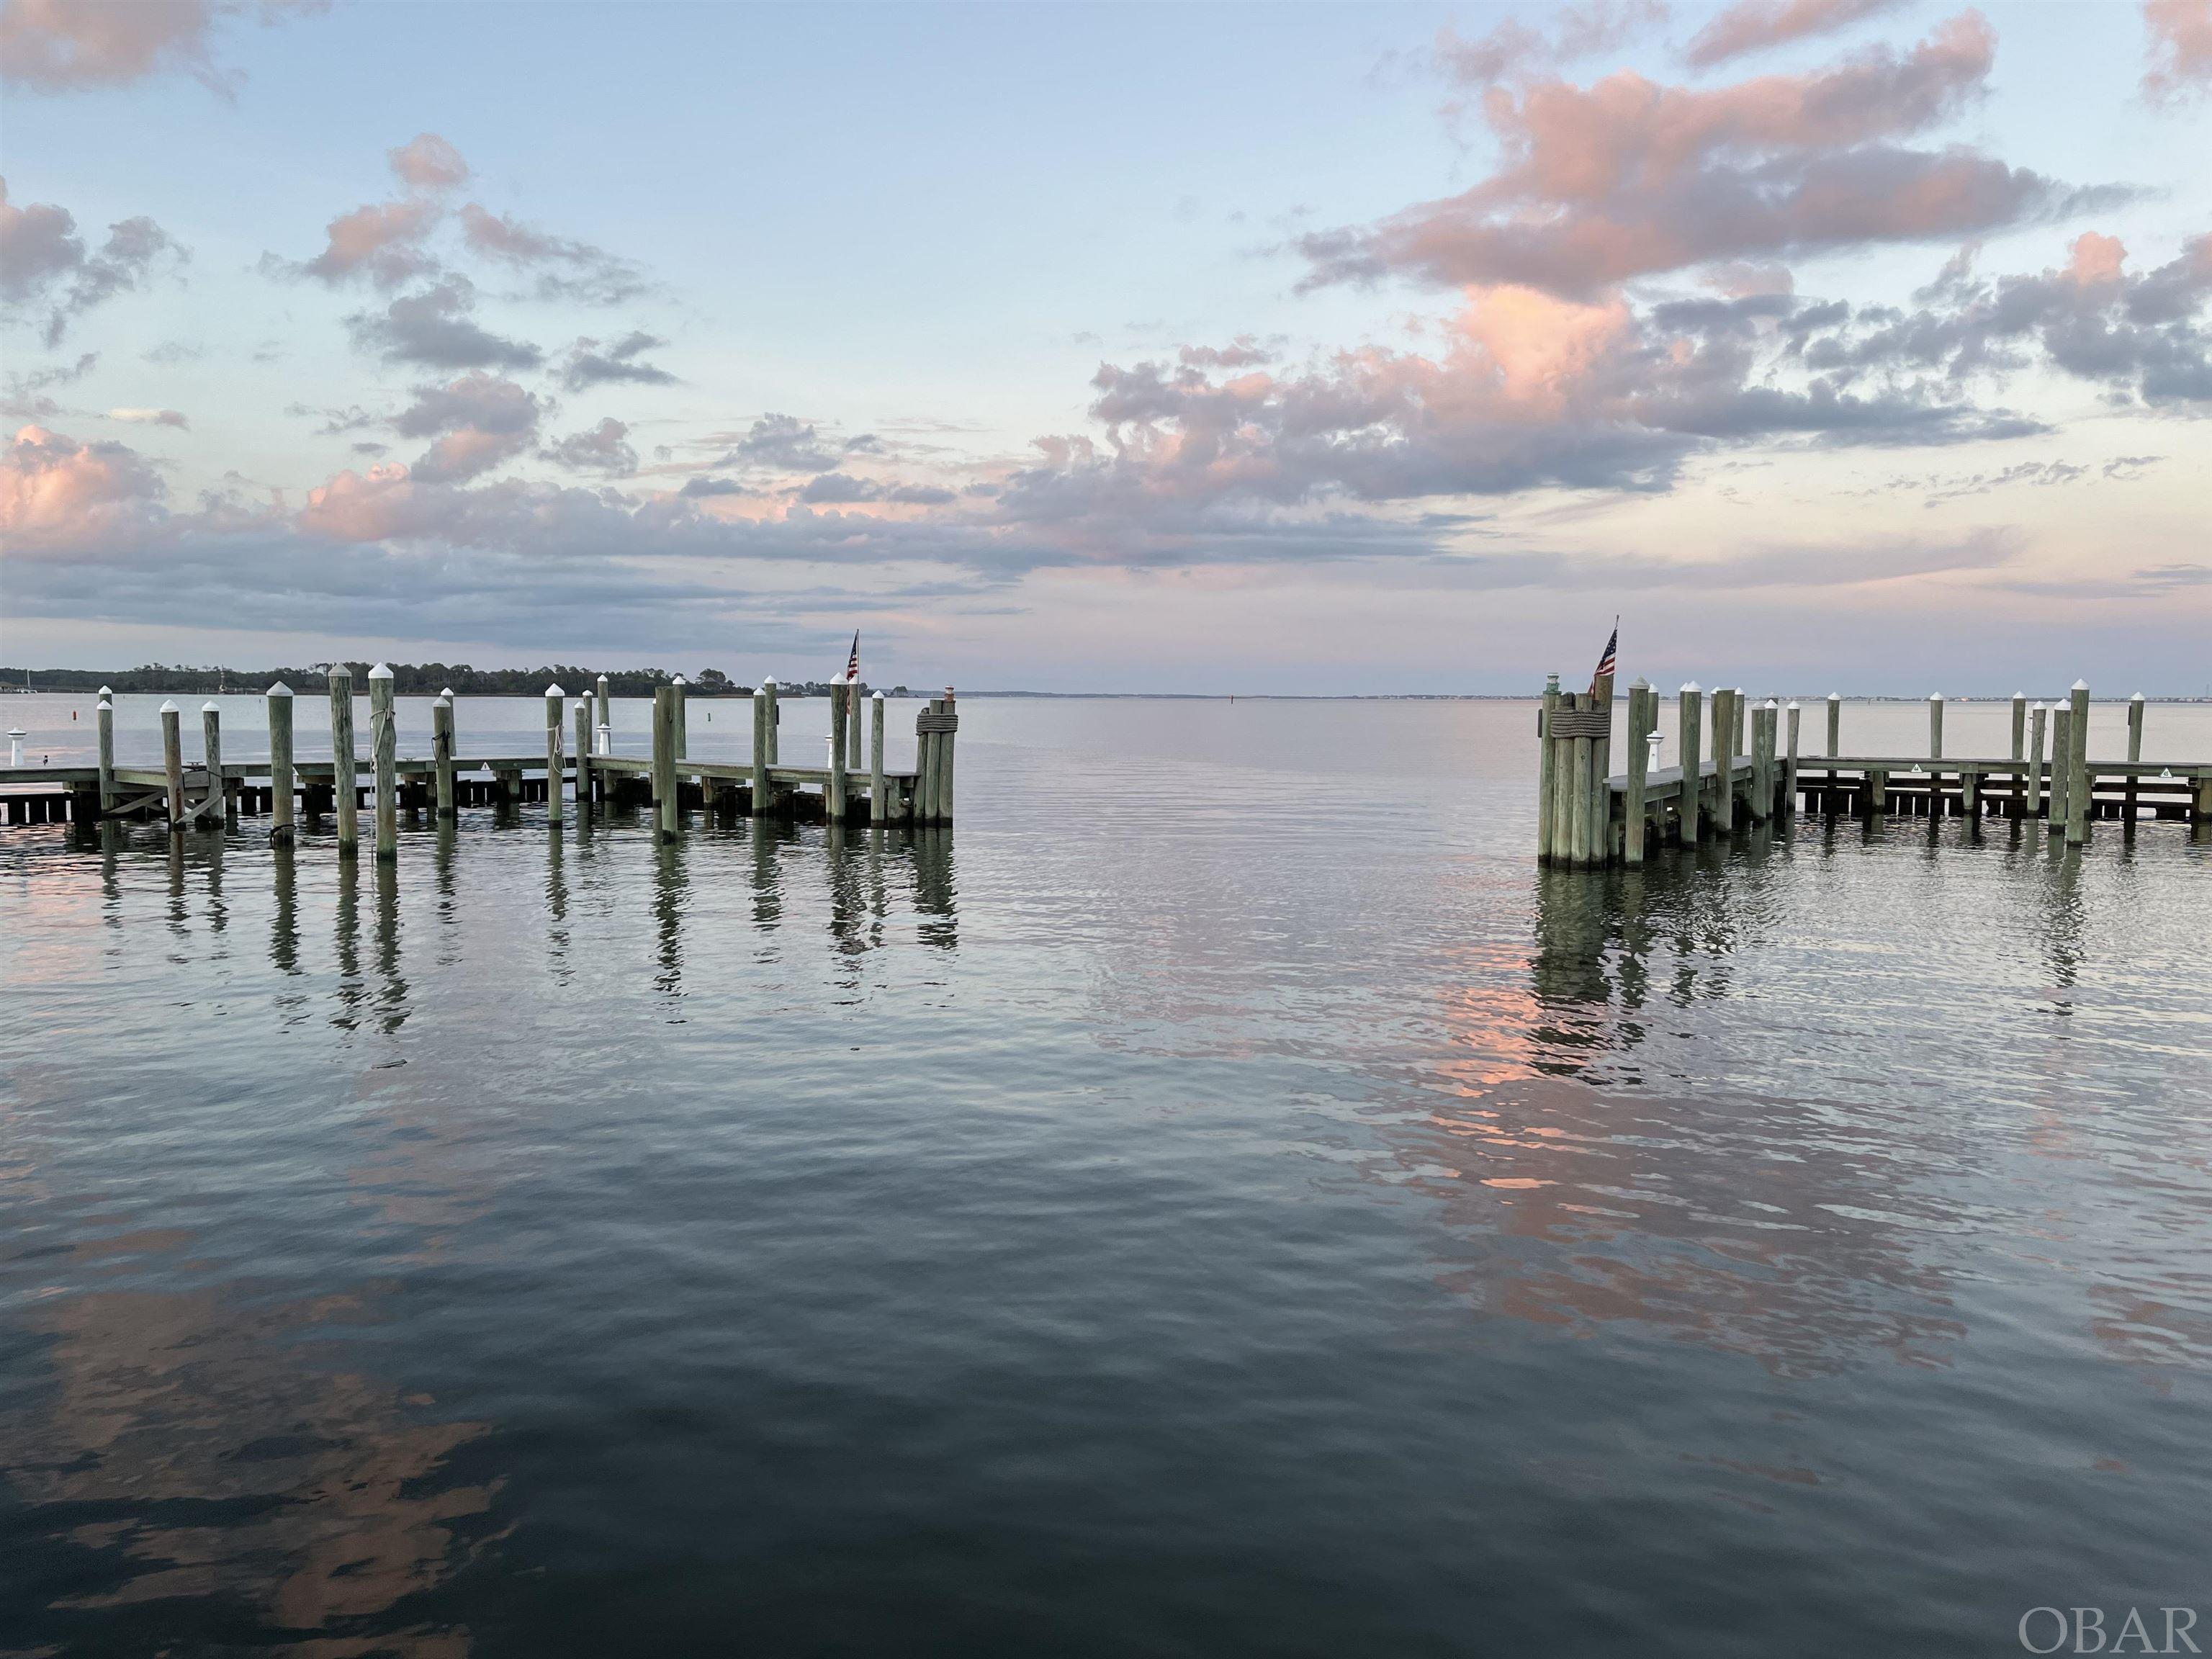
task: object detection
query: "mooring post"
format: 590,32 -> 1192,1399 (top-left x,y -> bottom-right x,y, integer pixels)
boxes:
2066,680 -> 2092,845
539,683 -> 563,825
2008,692 -> 2028,818
200,701 -> 225,828
652,685 -> 679,841
1677,684 -> 1703,845
2026,704 -> 2047,819
1623,680 -> 1650,864
574,699 -> 593,822
1537,675 -> 1560,861
433,692 -> 456,818
763,676 -> 780,765
160,701 -> 184,832
369,664 -> 397,862
595,673 -> 611,756
1824,693 -> 1839,760
829,679 -> 850,822
1563,691 -> 1591,866
750,683 -> 770,816
917,699 -> 943,824
330,665 -> 359,856
268,683 -> 295,843
1587,670 -> 1615,863
1711,688 -> 1737,835
2049,706 -> 2072,833
1747,701 -> 1772,822
1784,703 -> 1801,818
847,680 -> 865,772
1929,693 -> 1944,764
870,691 -> 887,824
96,688 -> 116,811
940,689 -> 957,824
672,675 -> 688,766
2125,692 -> 2144,824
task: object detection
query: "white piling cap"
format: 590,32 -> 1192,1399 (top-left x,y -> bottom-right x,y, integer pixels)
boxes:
673,675 -> 686,686
368,662 -> 393,679
1681,680 -> 1700,693
762,675 -> 776,688
596,673 -> 609,684
267,680 -> 292,698
1930,692 -> 1943,701
1828,691 -> 1841,701
97,684 -> 112,696
202,701 -> 220,713
97,698 -> 112,710
159,699 -> 178,713
546,682 -> 565,697
2013,691 -> 2026,700
1765,698 -> 1778,709
441,686 -> 455,699
1786,701 -> 1800,711
2131,691 -> 2145,701
871,690 -> 884,701
2072,678 -> 2089,690
1628,675 -> 1649,690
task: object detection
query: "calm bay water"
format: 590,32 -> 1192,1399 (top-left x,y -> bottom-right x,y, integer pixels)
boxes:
4,693 -> 2208,1657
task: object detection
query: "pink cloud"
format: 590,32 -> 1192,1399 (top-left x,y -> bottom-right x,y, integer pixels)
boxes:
1,424 -> 167,554
298,199 -> 441,288
2067,231 -> 2127,286
0,0 -> 324,94
2143,0 -> 2212,100
1302,13 -> 2087,296
389,133 -> 469,192
1685,0 -> 1905,69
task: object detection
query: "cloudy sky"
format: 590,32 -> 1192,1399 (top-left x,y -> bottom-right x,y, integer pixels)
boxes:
3,0 -> 2208,693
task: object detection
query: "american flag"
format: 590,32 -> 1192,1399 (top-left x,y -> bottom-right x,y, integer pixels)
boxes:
844,631 -> 860,683
1590,619 -> 1618,692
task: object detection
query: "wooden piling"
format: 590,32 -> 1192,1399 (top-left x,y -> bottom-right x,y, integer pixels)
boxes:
545,683 -> 566,826
763,676 -> 780,765
1712,688 -> 1737,834
2025,704 -> 2046,819
1784,702 -> 1801,817
940,691 -> 957,824
268,682 -> 295,843
96,688 -> 116,811
595,673 -> 611,756
1586,672 -> 1614,863
847,680 -> 865,772
574,699 -> 593,822
369,664 -> 397,861
751,685 -> 770,816
1868,766 -> 1888,819
1929,693 -> 1944,763
2010,693 -> 2026,763
652,685 -> 678,841
829,679 -> 850,822
1537,674 -> 1560,860
330,665 -> 359,855
871,691 -> 887,825
1826,693 -> 1841,759
2066,680 -> 2091,846
161,701 -> 185,832
1623,680 -> 1650,864
1678,685 -> 1703,845
2049,706 -> 2071,833
1749,701 -> 1774,822
673,675 -> 688,763
200,701 -> 225,829
433,693 -> 456,818
2125,692 -> 2144,822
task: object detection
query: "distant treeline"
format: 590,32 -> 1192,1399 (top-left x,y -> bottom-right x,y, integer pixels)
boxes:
4,664 -> 756,697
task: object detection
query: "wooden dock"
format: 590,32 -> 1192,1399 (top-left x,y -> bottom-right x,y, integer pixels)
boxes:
0,672 -> 961,848
1541,676 -> 2211,866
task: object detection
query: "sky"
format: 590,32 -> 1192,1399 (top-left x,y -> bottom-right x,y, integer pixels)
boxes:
2,0 -> 2208,694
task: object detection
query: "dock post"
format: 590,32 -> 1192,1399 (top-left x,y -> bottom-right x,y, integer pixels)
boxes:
201,701 -> 225,827
1566,692 -> 1593,866
652,685 -> 679,841
330,665 -> 359,856
763,676 -> 780,765
433,693 -> 456,818
750,684 -> 770,816
2026,704 -> 2046,819
595,674 -> 611,755
1868,766 -> 1888,820
1784,703 -> 1801,817
1678,684 -> 1703,845
673,675 -> 688,764
268,683 -> 296,844
161,701 -> 185,832
1928,693 -> 1946,814
848,680 -> 866,773
369,664 -> 397,862
1537,675 -> 1560,862
1749,701 -> 1774,822
2010,693 -> 2026,763
940,689 -> 957,824
2125,692 -> 2144,824
829,679 -> 850,822
574,699 -> 593,823
544,683 -> 566,826
2194,773 -> 2212,837
1624,680 -> 1650,865
1826,692 -> 1841,759
1961,764 -> 1980,824
1587,670 -> 1614,863
1712,688 -> 1736,835
870,691 -> 887,824
2066,680 -> 2091,845
2049,706 -> 2072,833
96,688 -> 116,811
